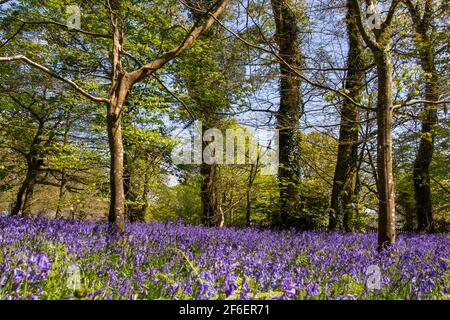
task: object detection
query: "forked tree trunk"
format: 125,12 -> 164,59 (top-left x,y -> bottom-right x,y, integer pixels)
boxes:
12,123 -> 44,216
329,0 -> 364,231
13,160 -> 40,216
21,171 -> 37,216
12,170 -> 37,216
106,9 -> 129,233
11,179 -> 27,216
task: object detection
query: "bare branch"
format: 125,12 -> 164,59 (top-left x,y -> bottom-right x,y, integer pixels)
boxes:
0,55 -> 110,103
0,23 -> 25,49
13,18 -> 112,39
394,99 -> 450,109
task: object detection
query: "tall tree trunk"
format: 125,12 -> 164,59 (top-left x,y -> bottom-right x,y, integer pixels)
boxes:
406,0 -> 438,232
271,0 -> 302,228
374,48 -> 396,249
106,9 -> 128,233
413,63 -> 438,232
350,0 -> 399,249
329,0 -> 364,231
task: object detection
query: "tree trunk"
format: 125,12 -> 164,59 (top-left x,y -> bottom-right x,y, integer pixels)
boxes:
107,99 -> 126,232
21,168 -> 37,216
107,10 -> 128,233
374,49 -> 396,249
12,123 -> 44,216
413,59 -> 438,232
349,0 -> 400,248
218,197 -> 225,228
271,0 -> 302,228
246,162 -> 258,227
13,158 -> 40,216
56,115 -> 71,218
200,159 -> 220,227
55,171 -> 67,218
123,146 -> 132,222
106,77 -> 129,232
407,0 -> 438,233
138,168 -> 151,223
11,178 -> 27,216
329,0 -> 364,231
200,123 -> 221,227
246,190 -> 251,227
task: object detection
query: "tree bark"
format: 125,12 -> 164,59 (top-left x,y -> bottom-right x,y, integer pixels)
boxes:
21,166 -> 37,216
12,122 -> 44,216
271,0 -> 303,228
123,145 -> 132,222
413,64 -> 438,232
11,177 -> 27,216
374,48 -> 396,249
350,0 -> 399,249
123,148 -> 146,223
200,154 -> 220,227
12,166 -> 38,216
107,96 -> 127,232
138,167 -> 151,222
55,171 -> 67,218
56,115 -> 72,218
246,189 -> 251,227
106,9 -> 129,233
246,161 -> 259,227
406,0 -> 438,232
329,0 -> 364,231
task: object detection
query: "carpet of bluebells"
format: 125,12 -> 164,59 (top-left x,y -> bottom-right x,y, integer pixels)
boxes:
0,216 -> 448,300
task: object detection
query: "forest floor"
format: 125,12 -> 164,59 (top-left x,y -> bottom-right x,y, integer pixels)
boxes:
0,216 -> 448,300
